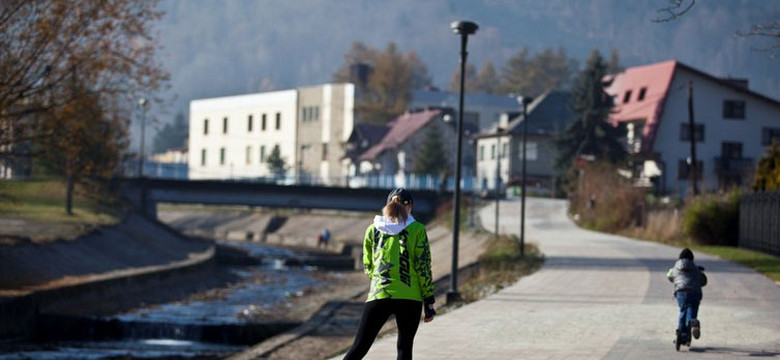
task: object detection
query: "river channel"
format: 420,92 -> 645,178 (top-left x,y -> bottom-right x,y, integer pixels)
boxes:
0,240 -> 336,360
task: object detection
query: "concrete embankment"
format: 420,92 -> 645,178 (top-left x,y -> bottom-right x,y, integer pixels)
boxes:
0,212 -> 215,340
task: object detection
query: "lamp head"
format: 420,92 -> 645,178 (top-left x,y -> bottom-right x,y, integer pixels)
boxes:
451,21 -> 478,35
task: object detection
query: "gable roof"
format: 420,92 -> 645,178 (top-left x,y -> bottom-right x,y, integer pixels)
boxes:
605,59 -> 780,152
475,90 -> 576,139
357,109 -> 443,161
349,123 -> 390,145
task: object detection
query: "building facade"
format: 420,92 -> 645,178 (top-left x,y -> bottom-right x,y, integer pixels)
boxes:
605,60 -> 780,194
188,84 -> 355,185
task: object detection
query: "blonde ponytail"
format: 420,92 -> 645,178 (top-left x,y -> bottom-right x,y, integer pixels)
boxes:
383,195 -> 409,224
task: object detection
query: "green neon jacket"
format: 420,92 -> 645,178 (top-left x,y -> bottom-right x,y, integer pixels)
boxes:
363,214 -> 435,303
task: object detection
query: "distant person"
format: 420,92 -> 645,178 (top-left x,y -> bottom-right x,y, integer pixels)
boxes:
667,248 -> 708,345
321,228 -> 331,248
343,187 -> 435,360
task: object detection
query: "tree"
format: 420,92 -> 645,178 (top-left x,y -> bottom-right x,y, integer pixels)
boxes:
498,47 -> 577,97
152,112 -> 188,153
555,50 -> 626,172
265,145 -> 287,180
0,0 -> 169,155
448,63 -> 478,93
37,79 -> 127,215
475,62 -> 500,94
411,125 -> 448,176
753,139 -> 780,191
333,42 -> 432,124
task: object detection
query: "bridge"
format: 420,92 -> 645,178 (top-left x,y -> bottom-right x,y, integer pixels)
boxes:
121,179 -> 442,223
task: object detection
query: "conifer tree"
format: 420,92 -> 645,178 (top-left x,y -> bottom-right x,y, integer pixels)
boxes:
266,145 -> 287,180
412,125 -> 448,176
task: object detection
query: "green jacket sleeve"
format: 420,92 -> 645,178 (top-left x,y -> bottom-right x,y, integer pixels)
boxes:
414,225 -> 435,301
363,225 -> 374,277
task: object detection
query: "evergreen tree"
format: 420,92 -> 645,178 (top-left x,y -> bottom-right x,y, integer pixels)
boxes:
753,139 -> 780,191
554,49 -> 626,171
412,125 -> 448,176
152,112 -> 188,153
266,145 -> 287,180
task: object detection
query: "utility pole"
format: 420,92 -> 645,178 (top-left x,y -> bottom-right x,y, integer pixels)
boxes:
687,80 -> 699,196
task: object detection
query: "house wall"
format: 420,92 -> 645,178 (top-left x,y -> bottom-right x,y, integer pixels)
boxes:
478,134 -> 556,191
188,90 -> 298,180
653,68 -> 780,194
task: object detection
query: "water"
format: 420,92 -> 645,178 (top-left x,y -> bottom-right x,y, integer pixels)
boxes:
0,240 -> 326,360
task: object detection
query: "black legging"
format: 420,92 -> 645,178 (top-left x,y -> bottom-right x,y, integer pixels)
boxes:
343,298 -> 423,360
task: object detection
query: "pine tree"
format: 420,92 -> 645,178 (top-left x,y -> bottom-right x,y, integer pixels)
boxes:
554,49 -> 626,171
412,125 -> 448,176
266,145 -> 287,180
152,111 -> 188,153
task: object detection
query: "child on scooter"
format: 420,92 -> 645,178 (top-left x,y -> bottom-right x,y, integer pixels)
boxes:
667,248 -> 708,345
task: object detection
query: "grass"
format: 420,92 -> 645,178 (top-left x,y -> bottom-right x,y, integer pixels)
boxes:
0,178 -> 124,241
692,245 -> 780,282
460,234 -> 544,302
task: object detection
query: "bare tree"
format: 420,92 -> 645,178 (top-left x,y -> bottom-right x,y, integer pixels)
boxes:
652,0 -> 696,23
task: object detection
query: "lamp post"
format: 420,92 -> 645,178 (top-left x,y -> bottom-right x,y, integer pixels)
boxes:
448,20 -> 478,304
138,98 -> 148,178
517,96 -> 532,257
494,128 -> 504,238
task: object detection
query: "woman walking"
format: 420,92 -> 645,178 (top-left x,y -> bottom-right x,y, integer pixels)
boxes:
343,188 -> 436,360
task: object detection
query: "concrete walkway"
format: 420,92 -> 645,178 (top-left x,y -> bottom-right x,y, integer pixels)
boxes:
332,198 -> 780,359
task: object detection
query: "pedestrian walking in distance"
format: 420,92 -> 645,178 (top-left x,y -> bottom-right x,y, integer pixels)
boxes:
343,187 -> 435,360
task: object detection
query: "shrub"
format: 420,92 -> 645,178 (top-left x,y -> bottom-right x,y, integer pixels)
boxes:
682,190 -> 740,246
569,161 -> 646,232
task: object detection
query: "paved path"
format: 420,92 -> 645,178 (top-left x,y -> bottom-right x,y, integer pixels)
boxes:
332,198 -> 780,359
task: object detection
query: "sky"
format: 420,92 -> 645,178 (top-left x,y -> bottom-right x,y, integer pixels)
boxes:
142,0 -> 780,147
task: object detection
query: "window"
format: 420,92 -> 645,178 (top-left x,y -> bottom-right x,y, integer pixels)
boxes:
623,90 -> 632,104
491,144 -> 496,160
723,100 -> 746,119
677,159 -> 703,180
222,117 -> 228,134
518,142 -> 539,161
246,146 -> 252,164
502,143 -> 508,158
262,114 -> 267,130
322,143 -> 328,161
680,123 -> 704,142
203,119 -> 209,135
721,142 -> 743,159
762,127 -> 780,146
248,115 -> 253,132
201,149 -> 206,166
638,87 -> 647,101
479,145 -> 484,161
220,147 -> 226,165
313,106 -> 319,121
275,112 -> 281,130
260,145 -> 266,163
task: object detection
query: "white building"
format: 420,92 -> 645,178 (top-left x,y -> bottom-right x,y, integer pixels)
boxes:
188,84 -> 355,184
605,60 -> 780,194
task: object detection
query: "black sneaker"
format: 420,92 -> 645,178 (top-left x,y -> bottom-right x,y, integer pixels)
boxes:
691,319 -> 701,339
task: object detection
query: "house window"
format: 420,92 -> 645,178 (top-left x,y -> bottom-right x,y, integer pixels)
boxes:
246,146 -> 252,164
677,159 -> 703,180
220,147 -> 226,165
723,100 -> 746,119
222,117 -> 228,134
248,115 -> 253,132
313,106 -> 319,120
491,144 -> 496,160
201,149 -> 206,166
762,127 -> 780,146
502,143 -> 508,158
623,90 -> 632,104
262,114 -> 267,130
722,142 -> 743,159
203,119 -> 209,135
519,142 -> 538,161
638,87 -> 647,101
680,123 -> 704,142
479,145 -> 485,161
302,107 -> 309,122
275,112 -> 281,130
322,143 -> 328,161
260,145 -> 266,163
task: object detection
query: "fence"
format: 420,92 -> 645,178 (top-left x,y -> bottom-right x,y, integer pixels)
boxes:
739,192 -> 780,257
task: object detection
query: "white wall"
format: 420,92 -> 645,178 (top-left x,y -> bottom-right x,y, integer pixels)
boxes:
188,90 -> 298,180
654,68 -> 780,193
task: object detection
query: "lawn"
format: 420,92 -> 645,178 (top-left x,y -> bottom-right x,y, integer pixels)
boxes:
692,245 -> 780,282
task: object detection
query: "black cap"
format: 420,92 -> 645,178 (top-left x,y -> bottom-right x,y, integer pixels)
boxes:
387,187 -> 413,205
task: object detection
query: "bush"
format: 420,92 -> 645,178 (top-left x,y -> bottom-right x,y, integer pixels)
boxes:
682,190 -> 740,246
569,161 -> 646,232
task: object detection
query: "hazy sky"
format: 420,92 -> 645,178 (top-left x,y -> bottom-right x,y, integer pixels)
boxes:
144,0 -> 780,143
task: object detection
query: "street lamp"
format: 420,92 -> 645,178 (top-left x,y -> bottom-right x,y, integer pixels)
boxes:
517,96 -> 533,257
138,98 -> 148,178
494,127 -> 504,238
448,20 -> 478,304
